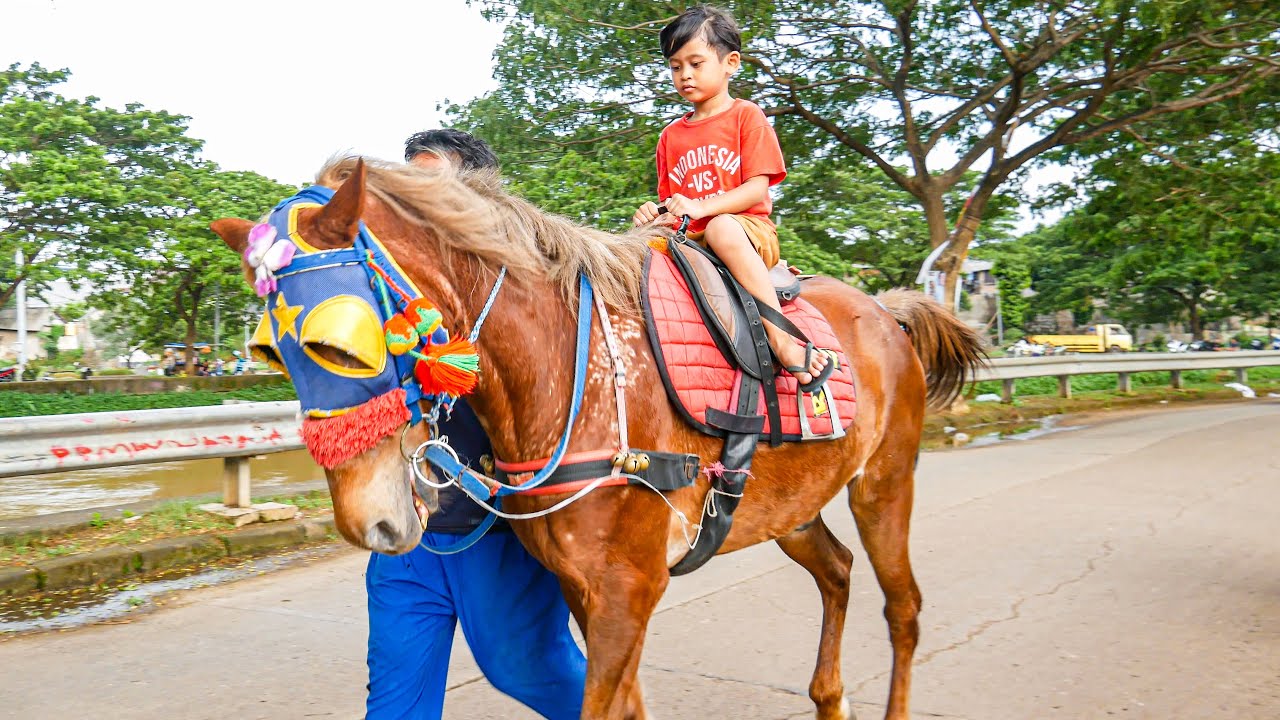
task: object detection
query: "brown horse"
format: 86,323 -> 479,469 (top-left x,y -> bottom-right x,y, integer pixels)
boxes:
212,157 -> 985,720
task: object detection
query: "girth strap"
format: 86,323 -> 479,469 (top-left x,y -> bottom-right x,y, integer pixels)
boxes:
669,407 -> 765,576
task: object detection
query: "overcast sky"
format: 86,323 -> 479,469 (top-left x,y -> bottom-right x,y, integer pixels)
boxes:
7,0 -> 504,186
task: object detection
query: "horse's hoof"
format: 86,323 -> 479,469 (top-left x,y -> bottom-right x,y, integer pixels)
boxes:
818,696 -> 853,720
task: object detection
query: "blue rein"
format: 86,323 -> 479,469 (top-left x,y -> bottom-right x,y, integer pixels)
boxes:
419,272 -> 595,553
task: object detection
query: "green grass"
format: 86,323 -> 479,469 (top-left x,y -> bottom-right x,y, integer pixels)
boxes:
971,366 -> 1280,398
0,491 -> 332,566
0,383 -> 297,418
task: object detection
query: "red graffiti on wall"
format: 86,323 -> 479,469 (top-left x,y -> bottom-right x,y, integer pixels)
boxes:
48,427 -> 296,464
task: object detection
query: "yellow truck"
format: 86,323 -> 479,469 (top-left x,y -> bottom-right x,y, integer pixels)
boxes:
1027,324 -> 1134,353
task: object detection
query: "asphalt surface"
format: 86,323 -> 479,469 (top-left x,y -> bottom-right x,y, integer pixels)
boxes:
2,400 -> 1278,719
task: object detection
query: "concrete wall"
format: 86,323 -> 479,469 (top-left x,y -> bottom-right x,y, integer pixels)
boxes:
0,373 -> 287,396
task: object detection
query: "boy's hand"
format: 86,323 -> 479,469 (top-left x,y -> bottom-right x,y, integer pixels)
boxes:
663,193 -> 707,220
633,201 -> 662,227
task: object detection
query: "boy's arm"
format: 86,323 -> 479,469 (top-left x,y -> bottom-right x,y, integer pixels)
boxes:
663,176 -> 769,220
634,134 -> 671,226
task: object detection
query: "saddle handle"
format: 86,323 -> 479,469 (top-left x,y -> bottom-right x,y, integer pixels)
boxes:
655,205 -> 691,236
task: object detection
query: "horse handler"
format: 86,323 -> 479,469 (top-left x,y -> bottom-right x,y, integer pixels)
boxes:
363,129 -> 586,720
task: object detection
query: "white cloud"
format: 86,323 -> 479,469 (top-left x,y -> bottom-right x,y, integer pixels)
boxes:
7,0 -> 503,185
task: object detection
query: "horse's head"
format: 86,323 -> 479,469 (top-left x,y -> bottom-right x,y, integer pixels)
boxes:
211,160 -> 447,554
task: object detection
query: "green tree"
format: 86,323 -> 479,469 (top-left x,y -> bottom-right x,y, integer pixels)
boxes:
1,63 -> 201,308
89,165 -> 294,373
1023,139 -> 1280,337
453,1 -> 1278,309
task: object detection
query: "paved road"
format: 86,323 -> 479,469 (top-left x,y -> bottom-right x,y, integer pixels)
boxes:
3,400 -> 1278,719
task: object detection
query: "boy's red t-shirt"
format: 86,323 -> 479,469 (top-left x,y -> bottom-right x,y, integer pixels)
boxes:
656,98 -> 787,234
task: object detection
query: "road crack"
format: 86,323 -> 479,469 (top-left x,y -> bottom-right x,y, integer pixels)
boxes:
849,538 -> 1118,701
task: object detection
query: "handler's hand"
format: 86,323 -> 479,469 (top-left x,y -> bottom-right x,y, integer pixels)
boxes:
633,201 -> 662,227
663,193 -> 706,221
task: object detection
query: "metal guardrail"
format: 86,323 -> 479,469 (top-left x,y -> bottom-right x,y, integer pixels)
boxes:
3,350 -> 1278,497
975,350 -> 1280,402
0,401 -> 303,507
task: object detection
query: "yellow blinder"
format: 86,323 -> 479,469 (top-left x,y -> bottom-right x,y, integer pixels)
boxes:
299,295 -> 388,378
249,314 -> 289,377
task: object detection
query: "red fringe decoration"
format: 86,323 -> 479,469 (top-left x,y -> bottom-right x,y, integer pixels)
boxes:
301,388 -> 411,468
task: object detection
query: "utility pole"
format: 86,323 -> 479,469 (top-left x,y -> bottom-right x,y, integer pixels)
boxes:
15,249 -> 27,380
994,278 -> 1004,346
213,291 -> 222,356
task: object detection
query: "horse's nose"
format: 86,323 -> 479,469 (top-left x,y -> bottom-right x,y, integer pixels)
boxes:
363,513 -> 419,555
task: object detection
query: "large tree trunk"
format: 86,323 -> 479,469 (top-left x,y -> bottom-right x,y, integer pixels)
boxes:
919,181 -> 995,312
1188,300 -> 1202,339
175,277 -> 203,376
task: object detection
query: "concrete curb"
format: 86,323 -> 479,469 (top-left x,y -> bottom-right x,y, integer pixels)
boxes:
0,515 -> 337,597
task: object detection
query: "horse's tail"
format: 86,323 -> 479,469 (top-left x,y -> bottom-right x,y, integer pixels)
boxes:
875,288 -> 989,409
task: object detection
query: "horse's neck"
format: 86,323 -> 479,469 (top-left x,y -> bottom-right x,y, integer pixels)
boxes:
464,279 -> 616,464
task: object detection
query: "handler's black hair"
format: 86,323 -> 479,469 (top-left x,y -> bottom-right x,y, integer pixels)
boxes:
403,129 -> 499,171
659,5 -> 740,59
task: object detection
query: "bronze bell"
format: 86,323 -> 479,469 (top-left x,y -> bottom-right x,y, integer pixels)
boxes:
611,452 -> 627,468
636,453 -> 651,471
622,455 -> 641,474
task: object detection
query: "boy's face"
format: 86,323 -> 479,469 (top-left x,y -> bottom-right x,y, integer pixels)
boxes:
667,36 -> 739,105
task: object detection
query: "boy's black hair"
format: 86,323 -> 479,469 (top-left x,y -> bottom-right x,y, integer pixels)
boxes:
403,129 -> 499,170
660,5 -> 741,59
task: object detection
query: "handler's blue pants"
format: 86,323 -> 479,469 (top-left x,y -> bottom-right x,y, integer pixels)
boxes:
365,530 -> 586,720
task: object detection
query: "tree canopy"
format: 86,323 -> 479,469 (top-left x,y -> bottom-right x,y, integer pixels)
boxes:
1,63 -> 293,369
451,0 -> 1279,308
88,165 -> 294,370
1024,137 -> 1280,338
1,63 -> 200,309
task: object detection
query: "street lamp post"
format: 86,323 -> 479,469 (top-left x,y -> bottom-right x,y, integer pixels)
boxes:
15,249 -> 27,380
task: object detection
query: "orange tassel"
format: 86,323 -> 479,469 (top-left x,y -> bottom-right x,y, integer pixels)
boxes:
413,338 -> 480,397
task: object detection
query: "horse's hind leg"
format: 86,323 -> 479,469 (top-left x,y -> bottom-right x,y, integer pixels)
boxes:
777,515 -> 855,720
849,453 -> 922,720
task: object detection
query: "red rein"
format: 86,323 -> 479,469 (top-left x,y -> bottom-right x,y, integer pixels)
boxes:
301,389 -> 411,468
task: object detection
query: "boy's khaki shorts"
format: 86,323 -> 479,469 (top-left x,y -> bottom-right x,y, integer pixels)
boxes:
687,214 -> 780,268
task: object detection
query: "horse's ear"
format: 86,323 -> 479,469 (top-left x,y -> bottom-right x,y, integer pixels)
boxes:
210,218 -> 255,255
313,158 -> 366,247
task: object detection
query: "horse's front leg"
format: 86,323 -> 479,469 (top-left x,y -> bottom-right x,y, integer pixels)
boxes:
577,559 -> 667,719
543,494 -> 672,720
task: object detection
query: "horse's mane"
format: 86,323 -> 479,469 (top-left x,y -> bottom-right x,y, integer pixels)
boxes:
316,156 -> 661,311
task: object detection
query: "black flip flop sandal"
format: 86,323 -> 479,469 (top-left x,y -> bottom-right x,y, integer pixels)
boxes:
784,342 -> 837,394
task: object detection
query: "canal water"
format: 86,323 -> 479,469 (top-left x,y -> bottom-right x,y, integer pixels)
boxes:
0,450 -> 323,519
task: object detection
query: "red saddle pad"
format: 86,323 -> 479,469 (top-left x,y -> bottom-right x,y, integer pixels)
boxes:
642,250 -> 856,440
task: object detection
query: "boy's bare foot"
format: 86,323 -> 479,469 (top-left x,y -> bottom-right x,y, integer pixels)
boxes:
777,341 -> 830,386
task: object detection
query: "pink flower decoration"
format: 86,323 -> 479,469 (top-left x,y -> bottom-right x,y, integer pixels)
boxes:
243,223 -> 296,297
244,223 -> 276,265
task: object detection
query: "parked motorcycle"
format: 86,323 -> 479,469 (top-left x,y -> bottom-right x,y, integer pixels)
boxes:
1189,339 -> 1222,352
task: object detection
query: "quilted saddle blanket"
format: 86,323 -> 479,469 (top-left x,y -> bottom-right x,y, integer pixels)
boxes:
641,249 -> 856,441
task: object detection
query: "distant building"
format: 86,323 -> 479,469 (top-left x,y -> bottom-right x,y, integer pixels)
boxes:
1,277 -> 99,362
961,259 -> 996,296
0,301 -> 54,361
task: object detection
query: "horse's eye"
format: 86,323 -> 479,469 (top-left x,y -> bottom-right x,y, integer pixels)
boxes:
299,295 -> 388,378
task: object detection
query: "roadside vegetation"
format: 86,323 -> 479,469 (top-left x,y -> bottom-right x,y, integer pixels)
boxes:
924,368 -> 1280,450
970,366 -> 1280,398
0,382 -> 296,418
0,491 -> 332,567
